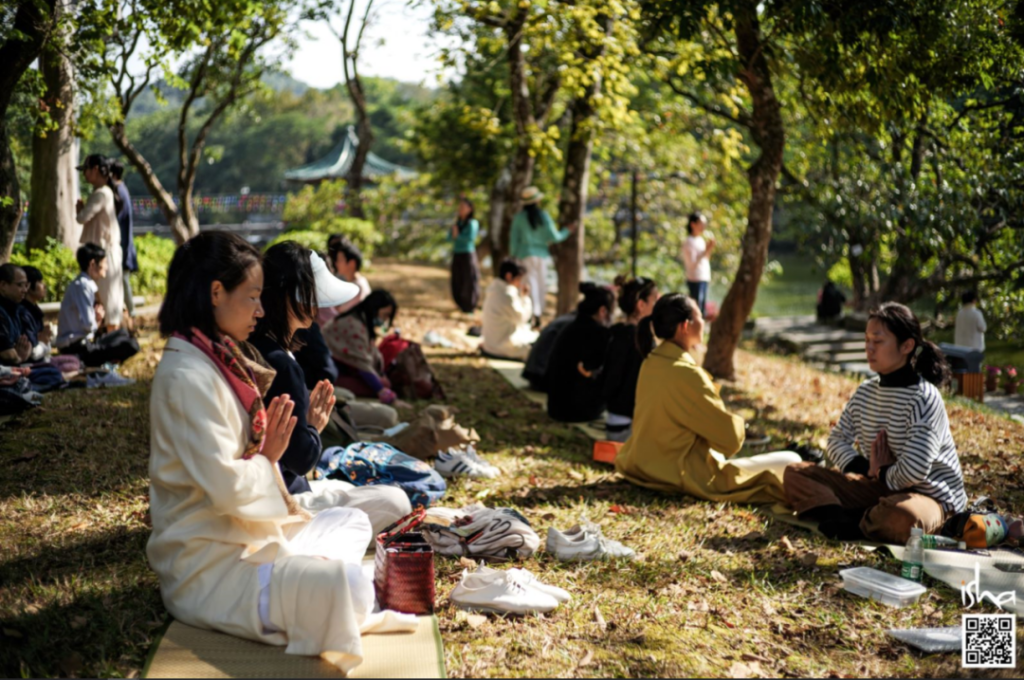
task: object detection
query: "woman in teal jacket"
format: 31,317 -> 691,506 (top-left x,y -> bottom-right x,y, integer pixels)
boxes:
449,197 -> 480,313
509,186 -> 574,324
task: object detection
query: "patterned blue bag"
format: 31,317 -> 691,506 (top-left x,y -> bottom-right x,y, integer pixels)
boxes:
317,441 -> 447,510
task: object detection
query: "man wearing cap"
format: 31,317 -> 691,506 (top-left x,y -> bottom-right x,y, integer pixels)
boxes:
509,186 -> 576,325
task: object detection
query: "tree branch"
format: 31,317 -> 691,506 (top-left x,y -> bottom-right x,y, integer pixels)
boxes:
665,76 -> 751,128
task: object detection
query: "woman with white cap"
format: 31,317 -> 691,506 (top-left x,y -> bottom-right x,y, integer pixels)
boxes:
509,186 -> 575,325
250,240 -> 411,532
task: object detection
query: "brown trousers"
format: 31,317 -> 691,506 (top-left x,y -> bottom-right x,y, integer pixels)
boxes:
784,462 -> 947,544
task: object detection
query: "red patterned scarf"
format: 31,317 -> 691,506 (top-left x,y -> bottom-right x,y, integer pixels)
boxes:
176,328 -> 267,459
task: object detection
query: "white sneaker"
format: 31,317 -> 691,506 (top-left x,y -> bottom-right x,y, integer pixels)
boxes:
465,564 -> 572,604
462,445 -> 500,476
450,568 -> 560,615
546,523 -> 636,561
87,370 -> 136,389
435,449 -> 498,479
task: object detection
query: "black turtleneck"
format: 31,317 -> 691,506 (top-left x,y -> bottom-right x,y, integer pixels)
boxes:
878,361 -> 920,388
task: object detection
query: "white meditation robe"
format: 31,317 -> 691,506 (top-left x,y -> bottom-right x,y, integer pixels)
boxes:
148,337 -> 408,673
481,278 -> 538,360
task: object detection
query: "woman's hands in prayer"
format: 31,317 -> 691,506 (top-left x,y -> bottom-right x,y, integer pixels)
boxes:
307,380 -> 336,433
869,429 -> 895,479
261,395 -> 297,464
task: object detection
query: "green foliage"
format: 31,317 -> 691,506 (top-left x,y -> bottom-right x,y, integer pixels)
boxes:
264,229 -> 332,255
8,234 -> 175,302
133,233 -> 177,298
281,180 -> 382,256
9,239 -> 79,303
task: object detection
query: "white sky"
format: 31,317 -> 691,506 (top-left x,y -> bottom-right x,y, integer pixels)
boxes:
285,1 -> 452,89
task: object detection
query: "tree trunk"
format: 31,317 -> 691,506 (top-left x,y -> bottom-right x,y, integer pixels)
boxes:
0,0 -> 58,262
487,164 -> 512,267
702,2 -> 786,380
28,37 -> 79,252
0,124 -> 22,264
109,121 -> 188,244
346,119 -> 373,219
553,92 -> 600,314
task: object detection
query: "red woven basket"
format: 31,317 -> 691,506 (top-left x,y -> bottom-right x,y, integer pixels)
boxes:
374,508 -> 436,615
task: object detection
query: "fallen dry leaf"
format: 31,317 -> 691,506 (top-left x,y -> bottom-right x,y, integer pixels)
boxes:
799,552 -> 819,568
567,469 -> 584,481
710,569 -> 728,583
579,649 -> 594,667
466,614 -> 487,629
778,536 -> 796,552
729,661 -> 763,678
594,606 -> 607,633
678,550 -> 693,563
459,557 -> 479,571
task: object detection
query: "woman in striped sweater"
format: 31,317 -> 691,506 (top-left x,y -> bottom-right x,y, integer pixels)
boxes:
784,302 -> 967,544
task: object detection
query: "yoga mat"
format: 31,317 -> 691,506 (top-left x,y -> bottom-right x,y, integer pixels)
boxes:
144,615 -> 445,679
486,358 -> 606,441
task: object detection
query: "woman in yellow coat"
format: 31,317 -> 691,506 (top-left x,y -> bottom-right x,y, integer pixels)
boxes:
615,293 -> 800,505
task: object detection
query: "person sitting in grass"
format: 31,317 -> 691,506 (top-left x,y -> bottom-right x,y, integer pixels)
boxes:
545,282 -> 615,424
55,243 -> 140,367
322,289 -> 403,405
481,259 -> 537,361
320,235 -> 371,324
148,231 -> 408,674
602,276 -> 660,442
0,263 -> 31,366
18,266 -> 53,362
250,240 -> 411,527
784,302 -> 967,544
615,293 -> 801,504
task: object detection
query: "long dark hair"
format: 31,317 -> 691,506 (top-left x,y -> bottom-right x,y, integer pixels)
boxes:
257,241 -> 317,351
159,231 -> 262,339
525,203 -> 544,230
615,275 -> 658,318
84,155 -> 123,214
869,302 -> 950,387
456,197 -> 475,234
577,282 -> 615,317
638,293 -> 697,358
349,289 -> 398,341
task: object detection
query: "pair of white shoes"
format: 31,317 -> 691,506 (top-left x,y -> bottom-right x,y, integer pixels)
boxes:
450,564 -> 571,615
434,445 -> 500,479
86,369 -> 135,389
546,523 -> 636,561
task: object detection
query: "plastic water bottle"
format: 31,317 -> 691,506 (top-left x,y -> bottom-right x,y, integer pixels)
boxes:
901,527 -> 924,582
920,534 -> 959,549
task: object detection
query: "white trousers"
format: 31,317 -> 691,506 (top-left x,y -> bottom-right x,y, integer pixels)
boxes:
522,255 -> 547,318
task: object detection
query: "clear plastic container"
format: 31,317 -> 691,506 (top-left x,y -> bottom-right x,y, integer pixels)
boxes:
839,567 -> 928,607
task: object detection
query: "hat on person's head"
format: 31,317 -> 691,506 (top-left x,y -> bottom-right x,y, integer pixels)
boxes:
75,154 -> 107,172
310,251 -> 359,307
521,186 -> 544,205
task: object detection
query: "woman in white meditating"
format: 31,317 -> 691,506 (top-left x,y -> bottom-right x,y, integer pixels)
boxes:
147,231 -> 413,673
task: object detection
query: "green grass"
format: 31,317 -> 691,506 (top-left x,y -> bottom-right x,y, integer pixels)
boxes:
2,266 -> 1024,678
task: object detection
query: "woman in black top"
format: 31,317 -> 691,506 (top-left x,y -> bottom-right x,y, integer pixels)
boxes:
545,283 -> 616,423
603,276 -> 660,441
249,242 -> 344,494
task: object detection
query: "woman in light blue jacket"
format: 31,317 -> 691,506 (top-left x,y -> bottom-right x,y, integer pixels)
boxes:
509,186 -> 575,324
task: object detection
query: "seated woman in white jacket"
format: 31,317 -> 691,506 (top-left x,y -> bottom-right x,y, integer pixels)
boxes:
481,259 -> 538,360
148,231 -> 414,674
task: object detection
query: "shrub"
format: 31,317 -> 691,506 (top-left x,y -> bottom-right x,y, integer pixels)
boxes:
133,233 -> 177,299
9,239 -> 79,303
282,180 -> 382,256
9,234 -> 176,303
264,230 -> 335,258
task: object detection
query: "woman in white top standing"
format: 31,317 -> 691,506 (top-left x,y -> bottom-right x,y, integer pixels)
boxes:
680,211 -> 714,316
76,154 -> 124,331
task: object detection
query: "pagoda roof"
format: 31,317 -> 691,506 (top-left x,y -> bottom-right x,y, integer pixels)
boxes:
284,126 -> 417,183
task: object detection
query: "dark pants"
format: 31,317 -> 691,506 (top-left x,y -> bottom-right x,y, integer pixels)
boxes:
784,462 -> 947,545
61,329 -> 140,367
451,252 -> 481,314
687,281 -> 708,315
